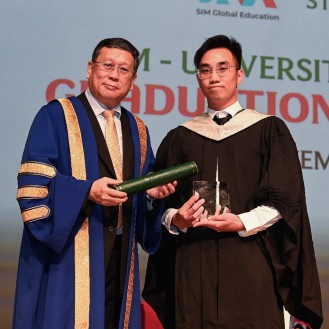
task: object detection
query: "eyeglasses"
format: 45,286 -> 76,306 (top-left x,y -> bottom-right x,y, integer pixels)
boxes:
93,61 -> 134,76
197,63 -> 240,80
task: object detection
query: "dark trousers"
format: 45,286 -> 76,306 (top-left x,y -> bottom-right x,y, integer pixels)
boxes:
105,235 -> 122,329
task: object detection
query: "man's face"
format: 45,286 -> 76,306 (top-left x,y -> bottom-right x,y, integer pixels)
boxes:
87,47 -> 137,109
196,48 -> 244,110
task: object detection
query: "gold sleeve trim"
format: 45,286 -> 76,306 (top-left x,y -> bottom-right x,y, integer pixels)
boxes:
17,186 -> 48,200
18,161 -> 56,178
21,206 -> 50,223
58,98 -> 90,329
133,115 -> 147,175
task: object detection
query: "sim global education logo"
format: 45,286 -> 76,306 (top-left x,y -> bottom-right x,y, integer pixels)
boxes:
199,0 -> 277,8
197,0 -> 280,21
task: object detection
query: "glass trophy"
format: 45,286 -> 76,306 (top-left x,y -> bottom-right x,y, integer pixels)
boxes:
193,181 -> 230,216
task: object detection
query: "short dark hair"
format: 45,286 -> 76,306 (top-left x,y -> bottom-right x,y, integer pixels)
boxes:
194,35 -> 242,69
91,38 -> 140,73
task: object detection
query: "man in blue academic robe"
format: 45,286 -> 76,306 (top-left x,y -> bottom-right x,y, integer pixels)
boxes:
13,38 -> 175,329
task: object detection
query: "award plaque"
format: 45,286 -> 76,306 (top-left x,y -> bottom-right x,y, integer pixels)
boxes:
113,161 -> 198,194
193,180 -> 230,216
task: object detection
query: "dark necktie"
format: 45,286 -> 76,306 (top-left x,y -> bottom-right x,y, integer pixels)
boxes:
213,113 -> 232,125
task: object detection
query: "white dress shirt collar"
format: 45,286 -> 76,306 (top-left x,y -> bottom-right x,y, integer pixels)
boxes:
85,88 -> 121,118
208,100 -> 243,119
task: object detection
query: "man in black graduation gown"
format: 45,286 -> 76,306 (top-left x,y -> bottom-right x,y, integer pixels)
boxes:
142,35 -> 323,329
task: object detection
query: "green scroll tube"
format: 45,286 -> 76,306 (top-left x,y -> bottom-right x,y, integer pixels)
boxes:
114,161 -> 198,194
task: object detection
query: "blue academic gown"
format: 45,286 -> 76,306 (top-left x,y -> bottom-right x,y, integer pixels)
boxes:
13,96 -> 162,329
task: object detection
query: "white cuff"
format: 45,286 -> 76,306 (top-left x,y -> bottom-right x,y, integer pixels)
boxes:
161,208 -> 187,235
238,206 -> 282,237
